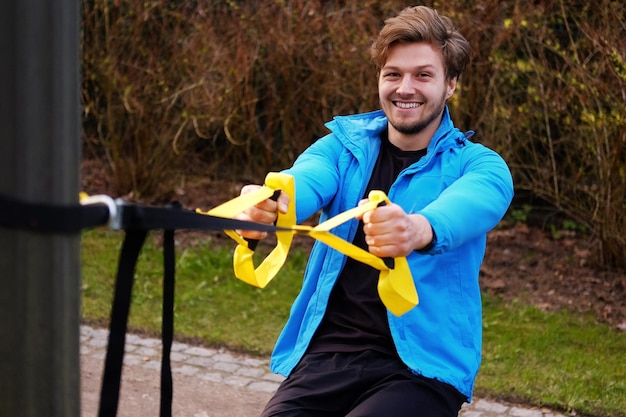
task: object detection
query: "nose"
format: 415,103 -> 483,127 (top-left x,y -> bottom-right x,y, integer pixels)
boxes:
396,75 -> 415,96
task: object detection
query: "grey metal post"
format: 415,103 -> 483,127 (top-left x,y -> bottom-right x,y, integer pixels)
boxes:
0,0 -> 81,416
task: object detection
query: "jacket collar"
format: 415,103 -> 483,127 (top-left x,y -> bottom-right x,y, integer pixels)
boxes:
326,106 -> 465,155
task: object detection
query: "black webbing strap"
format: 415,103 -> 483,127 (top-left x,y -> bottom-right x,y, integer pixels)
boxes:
96,227 -> 178,417
161,228 -> 175,417
120,202 -> 289,234
160,205 -> 178,417
0,193 -> 285,235
0,192 -> 284,417
101,205 -> 281,417
0,193 -> 110,233
98,229 -> 147,417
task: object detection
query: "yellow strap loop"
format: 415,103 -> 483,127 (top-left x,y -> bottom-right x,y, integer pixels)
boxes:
197,173 -> 418,316
196,173 -> 296,288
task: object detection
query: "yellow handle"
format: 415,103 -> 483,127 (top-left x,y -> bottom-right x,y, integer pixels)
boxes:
196,173 -> 296,288
197,173 -> 419,316
306,190 -> 418,316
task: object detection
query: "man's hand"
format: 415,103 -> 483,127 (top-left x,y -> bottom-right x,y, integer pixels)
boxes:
361,201 -> 433,258
235,185 -> 290,240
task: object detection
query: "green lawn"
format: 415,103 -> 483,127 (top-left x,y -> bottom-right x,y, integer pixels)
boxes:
81,230 -> 625,417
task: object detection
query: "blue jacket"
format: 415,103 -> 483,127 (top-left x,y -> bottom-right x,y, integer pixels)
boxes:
274,107 -> 514,400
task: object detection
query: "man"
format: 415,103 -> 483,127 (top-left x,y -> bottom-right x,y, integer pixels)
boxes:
238,6 -> 514,417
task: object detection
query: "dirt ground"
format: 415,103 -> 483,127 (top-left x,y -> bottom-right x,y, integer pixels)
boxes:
481,223 -> 625,330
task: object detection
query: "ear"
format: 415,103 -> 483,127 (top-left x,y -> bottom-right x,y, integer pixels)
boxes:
445,76 -> 458,100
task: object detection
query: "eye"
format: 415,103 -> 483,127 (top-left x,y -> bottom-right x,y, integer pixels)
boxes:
382,71 -> 400,78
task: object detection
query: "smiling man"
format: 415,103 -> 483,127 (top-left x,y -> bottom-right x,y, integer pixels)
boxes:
236,6 -> 514,417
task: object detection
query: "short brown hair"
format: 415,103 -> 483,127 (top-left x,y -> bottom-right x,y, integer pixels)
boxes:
370,6 -> 470,80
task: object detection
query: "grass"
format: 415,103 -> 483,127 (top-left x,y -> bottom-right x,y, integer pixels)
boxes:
81,230 -> 625,417
479,296 -> 625,416
81,230 -> 304,354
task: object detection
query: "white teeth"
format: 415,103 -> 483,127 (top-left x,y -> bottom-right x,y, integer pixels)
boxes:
395,102 -> 421,109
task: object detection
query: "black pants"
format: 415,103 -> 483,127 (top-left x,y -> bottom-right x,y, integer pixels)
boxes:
260,350 -> 466,417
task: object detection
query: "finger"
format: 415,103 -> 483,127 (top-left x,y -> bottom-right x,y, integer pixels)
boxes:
363,205 -> 387,226
368,204 -> 397,223
277,191 -> 290,213
365,227 -> 395,246
255,197 -> 279,213
356,198 -> 371,220
367,242 -> 398,258
362,209 -> 373,223
236,229 -> 268,240
248,204 -> 279,225
240,184 -> 262,196
233,212 -> 268,240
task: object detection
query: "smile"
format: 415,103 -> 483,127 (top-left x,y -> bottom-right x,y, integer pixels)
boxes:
394,101 -> 422,109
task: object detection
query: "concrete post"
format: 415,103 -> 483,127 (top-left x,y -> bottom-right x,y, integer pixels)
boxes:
0,0 -> 81,416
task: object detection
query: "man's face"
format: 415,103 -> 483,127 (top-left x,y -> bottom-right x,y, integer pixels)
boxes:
378,42 -> 456,149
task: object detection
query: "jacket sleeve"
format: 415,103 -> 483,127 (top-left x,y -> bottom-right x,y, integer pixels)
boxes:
419,145 -> 514,253
282,134 -> 342,223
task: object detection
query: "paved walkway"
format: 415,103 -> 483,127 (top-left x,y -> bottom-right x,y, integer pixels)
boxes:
80,326 -> 567,417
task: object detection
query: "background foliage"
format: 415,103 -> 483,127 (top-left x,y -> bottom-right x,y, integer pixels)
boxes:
81,0 -> 626,269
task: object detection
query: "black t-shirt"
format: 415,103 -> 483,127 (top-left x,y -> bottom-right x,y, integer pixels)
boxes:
307,131 -> 427,355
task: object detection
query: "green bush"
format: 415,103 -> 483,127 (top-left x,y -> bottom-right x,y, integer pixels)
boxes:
81,0 -> 626,268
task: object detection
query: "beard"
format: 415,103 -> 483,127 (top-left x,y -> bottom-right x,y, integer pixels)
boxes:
391,106 -> 444,135
388,99 -> 446,135
383,87 -> 449,136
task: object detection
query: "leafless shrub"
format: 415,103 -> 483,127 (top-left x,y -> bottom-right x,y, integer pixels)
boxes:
456,0 -> 625,268
81,0 -> 625,268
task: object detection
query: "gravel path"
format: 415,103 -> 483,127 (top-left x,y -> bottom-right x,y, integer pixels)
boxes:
80,326 -> 567,417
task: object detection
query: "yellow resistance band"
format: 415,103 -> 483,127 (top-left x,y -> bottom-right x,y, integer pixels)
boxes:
197,172 -> 418,316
